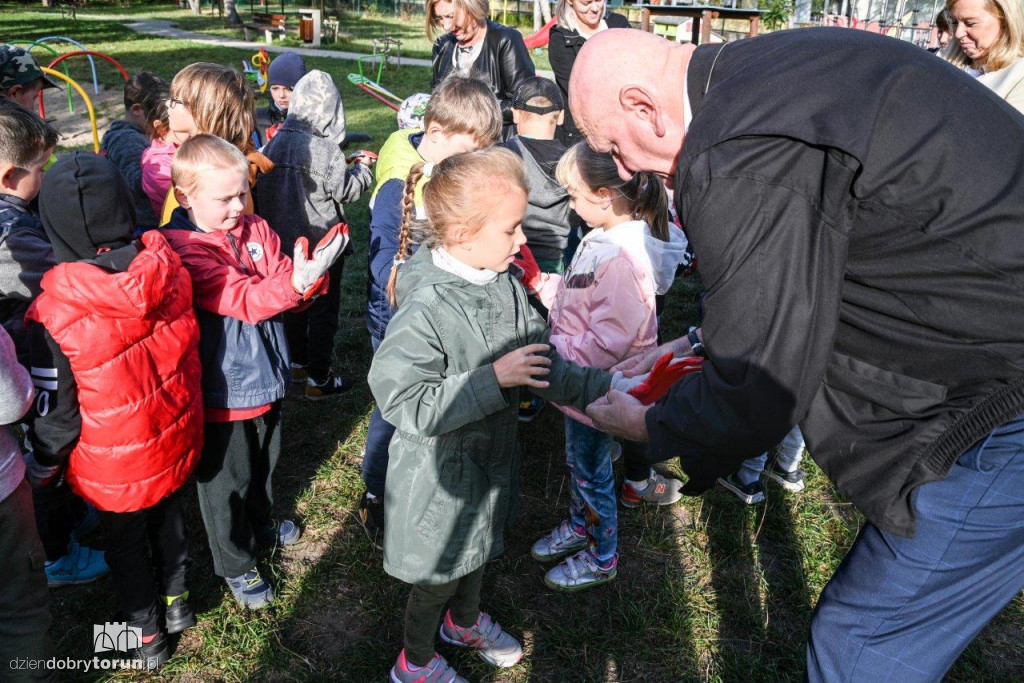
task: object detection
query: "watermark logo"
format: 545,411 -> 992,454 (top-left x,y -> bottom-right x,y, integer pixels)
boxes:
93,622 -> 142,653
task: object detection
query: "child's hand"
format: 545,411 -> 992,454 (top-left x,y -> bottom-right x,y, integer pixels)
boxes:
494,343 -> 552,388
347,150 -> 377,166
292,223 -> 351,299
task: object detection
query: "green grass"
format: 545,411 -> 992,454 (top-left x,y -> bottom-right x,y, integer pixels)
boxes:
3,3 -> 1024,680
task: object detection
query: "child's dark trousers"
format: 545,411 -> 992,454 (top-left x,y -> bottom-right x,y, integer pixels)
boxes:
404,566 -> 485,667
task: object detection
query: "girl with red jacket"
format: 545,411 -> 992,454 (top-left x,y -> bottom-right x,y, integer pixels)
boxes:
26,153 -> 203,670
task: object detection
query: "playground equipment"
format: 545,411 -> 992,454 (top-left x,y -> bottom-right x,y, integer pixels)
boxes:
347,73 -> 400,112
523,18 -> 557,50
242,48 -> 270,93
40,67 -> 100,154
28,37 -> 100,95
40,51 -> 130,119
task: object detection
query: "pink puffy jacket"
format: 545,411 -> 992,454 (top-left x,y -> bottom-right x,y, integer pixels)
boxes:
141,138 -> 177,219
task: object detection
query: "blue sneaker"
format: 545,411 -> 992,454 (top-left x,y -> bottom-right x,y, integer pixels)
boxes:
225,568 -> 273,609
255,519 -> 302,547
45,541 -> 109,587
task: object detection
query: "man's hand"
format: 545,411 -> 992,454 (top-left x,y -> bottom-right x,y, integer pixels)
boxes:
611,336 -> 692,377
586,390 -> 650,442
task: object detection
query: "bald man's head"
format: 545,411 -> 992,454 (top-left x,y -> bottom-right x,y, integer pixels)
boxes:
570,29 -> 693,181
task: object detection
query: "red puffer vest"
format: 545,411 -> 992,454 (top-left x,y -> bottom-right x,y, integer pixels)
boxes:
26,231 -> 203,512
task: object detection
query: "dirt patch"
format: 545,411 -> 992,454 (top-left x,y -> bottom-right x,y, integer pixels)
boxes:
40,83 -> 124,150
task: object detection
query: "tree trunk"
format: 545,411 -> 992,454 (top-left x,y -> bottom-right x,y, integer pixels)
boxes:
224,0 -> 243,25
188,0 -> 201,14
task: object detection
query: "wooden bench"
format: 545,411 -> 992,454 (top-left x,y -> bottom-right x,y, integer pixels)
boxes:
243,12 -> 287,43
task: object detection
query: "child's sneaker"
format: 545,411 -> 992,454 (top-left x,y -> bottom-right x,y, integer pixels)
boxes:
438,610 -> 523,668
290,363 -> 308,384
619,470 -> 683,508
531,519 -> 587,562
389,650 -> 467,683
255,519 -> 302,547
162,593 -> 196,634
543,549 -> 617,592
128,629 -> 170,670
517,393 -> 545,422
765,464 -> 807,492
305,370 -> 354,400
717,474 -> 765,505
225,568 -> 274,609
45,541 -> 109,587
359,491 -> 385,550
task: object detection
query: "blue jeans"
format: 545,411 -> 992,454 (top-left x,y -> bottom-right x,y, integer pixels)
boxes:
363,335 -> 394,498
566,417 -> 617,563
736,426 -> 805,486
807,413 -> 1024,681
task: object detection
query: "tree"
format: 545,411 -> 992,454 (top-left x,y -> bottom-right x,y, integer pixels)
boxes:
225,0 -> 242,25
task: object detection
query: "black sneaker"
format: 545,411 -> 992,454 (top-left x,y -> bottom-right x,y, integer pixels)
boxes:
359,491 -> 385,550
305,370 -> 355,401
163,593 -> 196,635
717,474 -> 765,505
764,464 -> 806,492
128,629 -> 170,670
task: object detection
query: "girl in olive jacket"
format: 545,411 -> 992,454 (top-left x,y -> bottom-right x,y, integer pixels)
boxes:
368,148 -> 620,683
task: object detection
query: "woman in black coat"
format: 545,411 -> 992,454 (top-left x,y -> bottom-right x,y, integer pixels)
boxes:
548,0 -> 630,145
428,0 -> 536,139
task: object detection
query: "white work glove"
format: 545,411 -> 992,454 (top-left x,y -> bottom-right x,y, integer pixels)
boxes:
291,223 -> 350,300
610,370 -> 647,393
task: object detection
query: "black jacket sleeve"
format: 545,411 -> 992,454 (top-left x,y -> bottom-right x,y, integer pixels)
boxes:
494,27 -> 536,125
547,26 -> 574,104
27,321 -> 80,467
649,137 -> 852,493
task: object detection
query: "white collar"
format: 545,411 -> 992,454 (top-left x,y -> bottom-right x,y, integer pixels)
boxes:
431,246 -> 499,285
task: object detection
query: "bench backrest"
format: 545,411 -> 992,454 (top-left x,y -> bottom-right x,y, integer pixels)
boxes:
253,12 -> 286,27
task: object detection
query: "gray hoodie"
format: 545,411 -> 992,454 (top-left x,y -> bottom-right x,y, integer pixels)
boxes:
255,70 -> 374,253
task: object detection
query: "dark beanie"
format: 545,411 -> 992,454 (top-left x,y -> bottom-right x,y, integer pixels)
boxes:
267,52 -> 306,90
39,152 -> 136,263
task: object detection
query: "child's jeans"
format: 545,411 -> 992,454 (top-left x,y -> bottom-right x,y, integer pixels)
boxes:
0,479 -> 54,680
195,402 -> 281,578
404,566 -> 485,667
566,417 -> 618,563
736,426 -> 805,486
97,488 -> 188,636
363,335 -> 395,498
284,258 -> 344,383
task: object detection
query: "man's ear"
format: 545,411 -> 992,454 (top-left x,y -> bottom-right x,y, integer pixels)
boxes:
619,85 -> 666,138
173,186 -> 190,209
0,163 -> 18,192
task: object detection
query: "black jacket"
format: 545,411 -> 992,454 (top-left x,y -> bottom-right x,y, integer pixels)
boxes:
648,28 -> 1024,537
431,20 -> 535,139
548,13 -> 630,146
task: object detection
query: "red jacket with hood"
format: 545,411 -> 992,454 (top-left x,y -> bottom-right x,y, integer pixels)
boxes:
26,230 -> 203,512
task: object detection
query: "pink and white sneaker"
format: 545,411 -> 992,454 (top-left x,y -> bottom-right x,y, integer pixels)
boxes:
388,650 -> 467,683
438,610 -> 523,668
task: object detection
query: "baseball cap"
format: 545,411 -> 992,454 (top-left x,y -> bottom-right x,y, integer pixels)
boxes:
511,77 -> 564,114
0,45 -> 61,93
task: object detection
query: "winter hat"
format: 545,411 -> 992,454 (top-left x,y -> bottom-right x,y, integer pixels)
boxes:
267,52 -> 306,90
398,93 -> 430,130
39,152 -> 136,263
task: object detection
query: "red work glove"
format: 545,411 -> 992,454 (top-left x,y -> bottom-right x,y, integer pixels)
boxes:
292,223 -> 350,301
510,244 -> 543,294
266,123 -> 282,142
628,353 -> 703,405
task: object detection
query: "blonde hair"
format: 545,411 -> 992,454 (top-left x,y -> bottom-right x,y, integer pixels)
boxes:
555,0 -> 606,28
170,63 -> 257,153
426,0 -> 489,41
943,0 -> 1024,71
424,76 -> 502,145
171,134 -> 250,195
556,142 -> 669,241
387,147 -> 527,306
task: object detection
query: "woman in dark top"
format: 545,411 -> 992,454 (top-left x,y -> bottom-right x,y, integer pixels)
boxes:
548,0 -> 630,145
428,0 -> 536,139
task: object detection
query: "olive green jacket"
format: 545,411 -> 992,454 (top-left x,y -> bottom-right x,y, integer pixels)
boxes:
368,247 -> 611,585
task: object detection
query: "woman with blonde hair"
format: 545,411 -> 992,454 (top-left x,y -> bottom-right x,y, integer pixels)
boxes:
548,0 -> 630,144
944,0 -> 1024,113
427,0 -> 535,139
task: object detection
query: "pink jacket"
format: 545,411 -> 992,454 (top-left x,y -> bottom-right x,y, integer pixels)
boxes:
538,220 -> 689,423
141,138 -> 177,219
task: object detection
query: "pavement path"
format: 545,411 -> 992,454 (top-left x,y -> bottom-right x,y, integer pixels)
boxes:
124,19 -> 554,77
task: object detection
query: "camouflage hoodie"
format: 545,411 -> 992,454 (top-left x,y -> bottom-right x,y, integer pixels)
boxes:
255,70 -> 373,252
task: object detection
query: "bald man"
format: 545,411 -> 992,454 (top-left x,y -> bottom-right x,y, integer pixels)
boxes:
575,28 -> 1024,681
